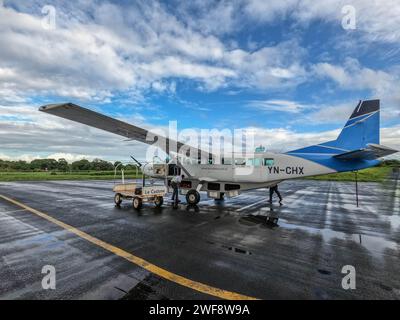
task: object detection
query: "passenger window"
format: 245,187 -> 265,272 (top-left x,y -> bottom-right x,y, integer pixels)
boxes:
254,158 -> 262,167
245,158 -> 254,166
235,158 -> 246,166
264,158 -> 274,166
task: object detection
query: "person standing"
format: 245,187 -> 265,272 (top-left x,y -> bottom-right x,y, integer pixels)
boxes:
171,174 -> 185,206
269,183 -> 283,205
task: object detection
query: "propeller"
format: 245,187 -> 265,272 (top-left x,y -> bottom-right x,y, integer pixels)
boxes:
130,156 -> 142,168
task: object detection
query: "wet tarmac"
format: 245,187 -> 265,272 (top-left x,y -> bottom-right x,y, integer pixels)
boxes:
0,172 -> 399,300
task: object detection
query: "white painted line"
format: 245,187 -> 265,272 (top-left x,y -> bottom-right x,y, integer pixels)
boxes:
236,198 -> 267,212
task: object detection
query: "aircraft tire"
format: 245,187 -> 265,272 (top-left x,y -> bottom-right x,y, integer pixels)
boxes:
186,190 -> 200,205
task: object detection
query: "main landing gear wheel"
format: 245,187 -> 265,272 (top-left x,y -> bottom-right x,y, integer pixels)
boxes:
186,190 -> 200,205
114,193 -> 122,206
154,196 -> 163,207
133,197 -> 142,210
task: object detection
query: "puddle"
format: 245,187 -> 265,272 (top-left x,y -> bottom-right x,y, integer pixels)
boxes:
238,215 -> 266,226
317,269 -> 331,275
222,245 -> 252,255
277,218 -> 399,258
248,207 -> 399,258
378,283 -> 393,291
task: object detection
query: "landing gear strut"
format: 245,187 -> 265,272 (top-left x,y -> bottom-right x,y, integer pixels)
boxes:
186,189 -> 200,205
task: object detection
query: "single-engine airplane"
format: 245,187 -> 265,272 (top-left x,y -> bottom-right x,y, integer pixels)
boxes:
39,99 -> 398,205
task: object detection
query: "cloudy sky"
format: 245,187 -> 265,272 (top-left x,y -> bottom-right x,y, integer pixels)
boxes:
0,0 -> 399,162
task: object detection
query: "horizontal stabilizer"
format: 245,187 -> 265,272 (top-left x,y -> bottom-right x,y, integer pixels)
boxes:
334,144 -> 398,160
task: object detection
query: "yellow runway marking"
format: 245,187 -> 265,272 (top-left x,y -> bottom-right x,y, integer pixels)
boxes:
0,194 -> 258,300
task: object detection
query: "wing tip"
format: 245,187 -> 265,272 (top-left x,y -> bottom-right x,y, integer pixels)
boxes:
39,103 -> 72,112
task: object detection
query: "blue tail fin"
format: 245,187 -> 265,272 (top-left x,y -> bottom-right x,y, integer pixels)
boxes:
288,99 -> 380,155
323,99 -> 380,150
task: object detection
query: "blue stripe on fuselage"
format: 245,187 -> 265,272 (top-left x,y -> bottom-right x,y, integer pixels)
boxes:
286,153 -> 381,172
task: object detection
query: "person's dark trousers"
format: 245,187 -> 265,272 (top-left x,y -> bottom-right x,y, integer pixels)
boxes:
269,186 -> 282,202
171,183 -> 179,204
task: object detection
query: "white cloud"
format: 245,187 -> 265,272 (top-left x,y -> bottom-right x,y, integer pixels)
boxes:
0,1 -> 310,103
244,0 -> 299,22
223,41 -> 308,90
381,126 -> 400,151
243,0 -> 400,44
174,0 -> 240,36
0,103 -> 149,162
312,58 -> 400,120
305,101 -> 356,124
313,58 -> 394,92
247,100 -> 314,113
244,126 -> 341,153
0,1 -> 398,162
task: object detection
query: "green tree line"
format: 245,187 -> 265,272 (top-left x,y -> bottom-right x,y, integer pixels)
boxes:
0,157 -> 398,173
0,158 -> 140,172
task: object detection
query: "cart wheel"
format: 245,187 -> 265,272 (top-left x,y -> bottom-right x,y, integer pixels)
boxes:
133,197 -> 142,210
114,193 -> 122,206
186,190 -> 200,205
154,196 -> 163,207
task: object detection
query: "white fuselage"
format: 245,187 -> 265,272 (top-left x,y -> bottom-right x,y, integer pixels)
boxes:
145,152 -> 335,194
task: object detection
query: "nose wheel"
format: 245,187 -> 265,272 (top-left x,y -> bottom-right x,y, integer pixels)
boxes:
186,190 -> 200,205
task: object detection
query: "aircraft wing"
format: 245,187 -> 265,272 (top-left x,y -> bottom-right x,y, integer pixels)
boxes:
334,144 -> 398,160
39,103 -> 210,159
